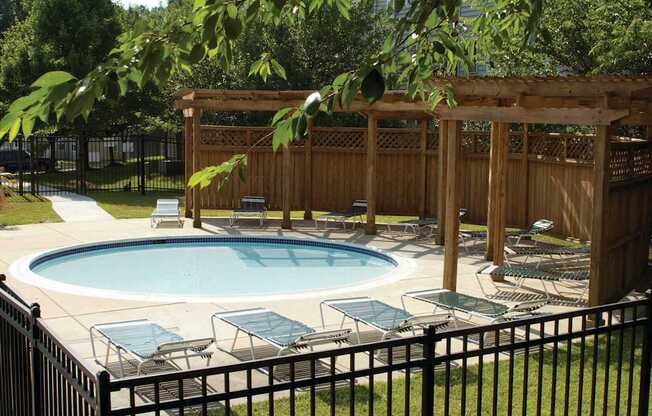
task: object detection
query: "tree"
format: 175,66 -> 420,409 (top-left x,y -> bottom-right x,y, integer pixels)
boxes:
0,0 -> 24,34
0,0 -> 542,188
486,0 -> 652,76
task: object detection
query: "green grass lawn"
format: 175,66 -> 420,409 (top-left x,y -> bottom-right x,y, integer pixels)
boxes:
0,194 -> 62,226
207,331 -> 647,416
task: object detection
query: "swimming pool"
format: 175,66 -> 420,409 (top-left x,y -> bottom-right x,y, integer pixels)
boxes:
10,236 -> 413,302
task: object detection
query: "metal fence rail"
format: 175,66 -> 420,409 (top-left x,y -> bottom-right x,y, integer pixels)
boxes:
0,275 -> 100,416
1,272 -> 651,416
0,134 -> 185,199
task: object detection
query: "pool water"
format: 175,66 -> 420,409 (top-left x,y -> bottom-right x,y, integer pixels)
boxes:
27,238 -> 398,300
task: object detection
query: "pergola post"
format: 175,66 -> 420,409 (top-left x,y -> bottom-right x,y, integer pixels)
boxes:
435,120 -> 449,245
418,119 -> 429,219
522,123 -> 530,227
183,109 -> 193,218
443,120 -> 461,291
365,113 -> 377,235
485,122 -> 499,260
282,142 -> 292,230
192,109 -> 202,228
303,119 -> 314,220
589,124 -> 613,306
493,123 -> 509,266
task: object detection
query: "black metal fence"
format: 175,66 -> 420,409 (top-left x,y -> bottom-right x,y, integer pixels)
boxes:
0,133 -> 185,200
1,273 -> 651,416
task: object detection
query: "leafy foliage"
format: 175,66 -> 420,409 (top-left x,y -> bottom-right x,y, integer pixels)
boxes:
485,0 -> 652,76
0,0 -> 542,191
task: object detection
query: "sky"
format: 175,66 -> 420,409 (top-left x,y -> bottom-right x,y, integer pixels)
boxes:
116,0 -> 168,8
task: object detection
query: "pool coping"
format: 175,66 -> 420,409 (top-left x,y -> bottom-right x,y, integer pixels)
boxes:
8,234 -> 417,304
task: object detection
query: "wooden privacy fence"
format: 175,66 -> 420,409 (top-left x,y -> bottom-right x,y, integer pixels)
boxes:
191,125 -> 650,241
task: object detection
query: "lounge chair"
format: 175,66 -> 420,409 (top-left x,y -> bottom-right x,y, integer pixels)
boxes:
476,264 -> 589,303
212,308 -> 351,360
90,319 -> 214,378
150,199 -> 182,228
230,196 -> 267,226
508,219 -> 555,245
401,288 -> 547,325
319,297 -> 450,343
315,200 -> 367,230
504,244 -> 591,267
385,208 -> 468,238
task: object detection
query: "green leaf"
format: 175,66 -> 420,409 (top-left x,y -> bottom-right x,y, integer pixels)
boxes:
21,115 -> 35,138
361,68 -> 385,104
270,59 -> 287,80
272,119 -> 292,151
226,4 -> 238,18
272,107 -> 295,126
8,118 -> 21,141
340,78 -> 358,110
333,72 -> 350,89
0,112 -> 19,139
31,71 -> 76,88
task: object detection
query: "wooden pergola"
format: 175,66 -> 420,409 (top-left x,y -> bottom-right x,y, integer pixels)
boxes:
176,75 -> 652,306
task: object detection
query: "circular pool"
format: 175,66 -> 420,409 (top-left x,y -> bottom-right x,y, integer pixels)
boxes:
10,236 -> 413,302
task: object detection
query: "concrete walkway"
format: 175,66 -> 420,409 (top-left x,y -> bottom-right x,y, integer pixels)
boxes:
45,192 -> 114,223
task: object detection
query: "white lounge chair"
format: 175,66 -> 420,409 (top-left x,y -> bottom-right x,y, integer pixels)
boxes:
90,319 -> 214,377
150,199 -> 182,228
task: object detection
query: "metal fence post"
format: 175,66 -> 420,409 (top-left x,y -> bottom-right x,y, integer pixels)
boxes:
18,136 -> 24,195
29,138 -> 36,195
79,136 -> 87,195
638,291 -> 652,416
139,136 -> 146,195
97,370 -> 112,416
421,325 -> 436,416
29,303 -> 43,416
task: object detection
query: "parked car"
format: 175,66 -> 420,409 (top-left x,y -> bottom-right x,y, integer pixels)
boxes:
0,150 -> 50,172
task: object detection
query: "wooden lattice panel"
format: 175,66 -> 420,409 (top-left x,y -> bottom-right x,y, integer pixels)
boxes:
250,129 -> 274,147
462,132 -> 490,154
201,128 -> 248,146
610,148 -> 631,182
610,143 -> 652,182
528,135 -> 564,160
378,130 -> 420,150
565,136 -> 594,163
312,129 -> 365,149
508,134 -> 523,154
426,130 -> 438,151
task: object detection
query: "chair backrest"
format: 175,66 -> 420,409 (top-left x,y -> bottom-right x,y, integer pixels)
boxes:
156,199 -> 179,211
351,199 -> 368,214
459,208 -> 468,219
529,219 -> 554,235
240,196 -> 267,211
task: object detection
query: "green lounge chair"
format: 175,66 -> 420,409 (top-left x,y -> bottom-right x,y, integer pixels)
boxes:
476,264 -> 589,303
212,308 -> 351,360
90,319 -> 214,378
401,288 -> 546,325
320,297 -> 450,344
504,244 -> 591,268
230,196 -> 267,226
315,200 -> 367,230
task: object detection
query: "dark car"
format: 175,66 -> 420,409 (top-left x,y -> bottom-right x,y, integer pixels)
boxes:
0,150 -> 50,172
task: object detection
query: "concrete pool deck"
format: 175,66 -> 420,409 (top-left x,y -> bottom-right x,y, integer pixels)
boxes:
0,217 -> 597,409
